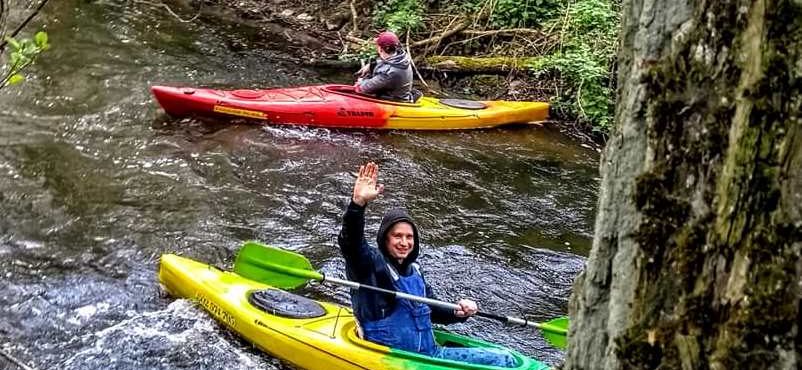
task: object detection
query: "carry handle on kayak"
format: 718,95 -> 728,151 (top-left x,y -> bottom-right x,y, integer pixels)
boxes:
233,241 -> 569,350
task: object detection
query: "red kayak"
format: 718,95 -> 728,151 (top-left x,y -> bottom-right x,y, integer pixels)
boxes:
151,84 -> 549,130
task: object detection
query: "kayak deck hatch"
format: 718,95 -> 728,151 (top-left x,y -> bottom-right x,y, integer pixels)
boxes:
249,288 -> 327,319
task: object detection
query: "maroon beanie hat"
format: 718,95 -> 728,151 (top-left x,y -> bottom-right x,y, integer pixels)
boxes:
375,31 -> 400,49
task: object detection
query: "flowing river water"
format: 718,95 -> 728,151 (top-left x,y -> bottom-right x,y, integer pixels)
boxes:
0,1 -> 598,369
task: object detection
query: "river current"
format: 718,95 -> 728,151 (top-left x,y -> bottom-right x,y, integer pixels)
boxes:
0,1 -> 598,369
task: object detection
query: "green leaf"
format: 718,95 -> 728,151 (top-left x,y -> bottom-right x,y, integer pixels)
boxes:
10,52 -> 21,66
34,32 -> 48,48
5,37 -> 21,50
7,74 -> 25,85
19,40 -> 36,55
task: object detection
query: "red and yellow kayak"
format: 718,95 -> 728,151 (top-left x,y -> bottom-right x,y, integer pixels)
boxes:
150,84 -> 549,130
159,254 -> 551,370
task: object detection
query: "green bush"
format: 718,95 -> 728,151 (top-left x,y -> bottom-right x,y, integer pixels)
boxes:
373,0 -> 425,33
481,0 -> 561,28
358,0 -> 621,131
338,40 -> 379,63
539,0 -> 619,130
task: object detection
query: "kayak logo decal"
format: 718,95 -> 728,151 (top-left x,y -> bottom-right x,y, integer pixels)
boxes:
195,292 -> 236,328
337,108 -> 374,117
214,105 -> 266,119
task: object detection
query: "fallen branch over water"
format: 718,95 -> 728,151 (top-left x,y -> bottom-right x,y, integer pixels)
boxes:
410,19 -> 471,48
342,25 -> 548,54
462,28 -> 545,37
424,55 -> 545,73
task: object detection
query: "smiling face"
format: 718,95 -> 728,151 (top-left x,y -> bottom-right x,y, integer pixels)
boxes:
385,222 -> 415,263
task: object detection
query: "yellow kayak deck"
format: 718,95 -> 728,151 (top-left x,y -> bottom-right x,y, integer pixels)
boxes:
158,254 -> 549,370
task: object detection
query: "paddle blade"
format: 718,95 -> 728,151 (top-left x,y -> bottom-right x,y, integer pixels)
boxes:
539,316 -> 569,350
234,241 -> 322,289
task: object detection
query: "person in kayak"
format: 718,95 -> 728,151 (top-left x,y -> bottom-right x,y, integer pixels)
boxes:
354,31 -> 415,102
338,162 -> 517,367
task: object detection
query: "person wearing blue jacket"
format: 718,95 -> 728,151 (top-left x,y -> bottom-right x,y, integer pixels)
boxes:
338,162 -> 516,367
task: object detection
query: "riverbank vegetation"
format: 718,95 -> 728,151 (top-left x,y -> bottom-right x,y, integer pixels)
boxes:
341,0 -> 620,133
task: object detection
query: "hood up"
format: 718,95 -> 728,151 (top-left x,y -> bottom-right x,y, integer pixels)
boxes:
376,207 -> 420,274
383,49 -> 410,69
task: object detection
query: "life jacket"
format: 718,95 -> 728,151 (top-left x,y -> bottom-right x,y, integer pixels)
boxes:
359,262 -> 437,355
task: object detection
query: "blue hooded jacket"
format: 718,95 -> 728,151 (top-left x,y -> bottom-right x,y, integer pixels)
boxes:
337,201 -> 467,325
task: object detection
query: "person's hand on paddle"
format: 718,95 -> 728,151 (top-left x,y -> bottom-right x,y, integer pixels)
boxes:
454,299 -> 478,317
355,60 -> 371,77
352,162 -> 384,207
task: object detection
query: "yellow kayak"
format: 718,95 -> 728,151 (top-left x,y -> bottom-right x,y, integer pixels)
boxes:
158,254 -> 551,370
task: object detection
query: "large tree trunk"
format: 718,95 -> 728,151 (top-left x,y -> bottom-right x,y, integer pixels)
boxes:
565,1 -> 801,369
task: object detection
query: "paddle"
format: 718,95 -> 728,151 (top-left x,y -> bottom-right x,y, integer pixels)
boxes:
233,241 -> 569,350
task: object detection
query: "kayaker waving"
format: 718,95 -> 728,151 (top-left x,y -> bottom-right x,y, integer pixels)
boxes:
354,31 -> 415,102
338,162 -> 517,367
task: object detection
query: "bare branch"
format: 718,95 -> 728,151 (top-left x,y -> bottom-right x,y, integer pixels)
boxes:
410,19 -> 470,48
345,35 -> 366,44
462,28 -> 545,37
349,0 -> 358,35
134,0 -> 201,23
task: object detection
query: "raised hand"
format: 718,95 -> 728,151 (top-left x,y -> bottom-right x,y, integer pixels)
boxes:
352,162 -> 384,206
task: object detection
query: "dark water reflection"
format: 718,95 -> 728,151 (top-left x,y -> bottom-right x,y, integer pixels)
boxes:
0,1 -> 597,369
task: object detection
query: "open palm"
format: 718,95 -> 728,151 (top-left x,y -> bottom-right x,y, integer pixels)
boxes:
352,162 -> 384,206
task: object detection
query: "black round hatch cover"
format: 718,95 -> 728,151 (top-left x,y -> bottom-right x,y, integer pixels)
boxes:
249,288 -> 326,319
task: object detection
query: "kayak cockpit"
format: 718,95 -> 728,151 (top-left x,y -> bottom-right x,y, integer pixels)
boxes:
323,84 -> 425,106
340,320 -> 541,370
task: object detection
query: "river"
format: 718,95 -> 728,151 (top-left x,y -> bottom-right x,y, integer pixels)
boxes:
0,1 -> 598,369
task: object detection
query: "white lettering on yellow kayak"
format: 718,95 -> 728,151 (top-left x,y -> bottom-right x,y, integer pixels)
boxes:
213,105 -> 266,119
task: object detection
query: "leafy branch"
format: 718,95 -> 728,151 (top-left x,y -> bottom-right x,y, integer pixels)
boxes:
0,0 -> 51,89
1,31 -> 49,87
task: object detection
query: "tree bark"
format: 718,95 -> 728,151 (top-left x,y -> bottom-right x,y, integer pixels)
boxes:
565,1 -> 801,369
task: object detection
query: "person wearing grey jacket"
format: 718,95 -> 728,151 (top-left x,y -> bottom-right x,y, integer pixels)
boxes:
355,31 -> 414,102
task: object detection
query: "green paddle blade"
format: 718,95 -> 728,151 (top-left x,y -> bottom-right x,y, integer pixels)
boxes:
234,241 -> 323,289
539,316 -> 569,350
